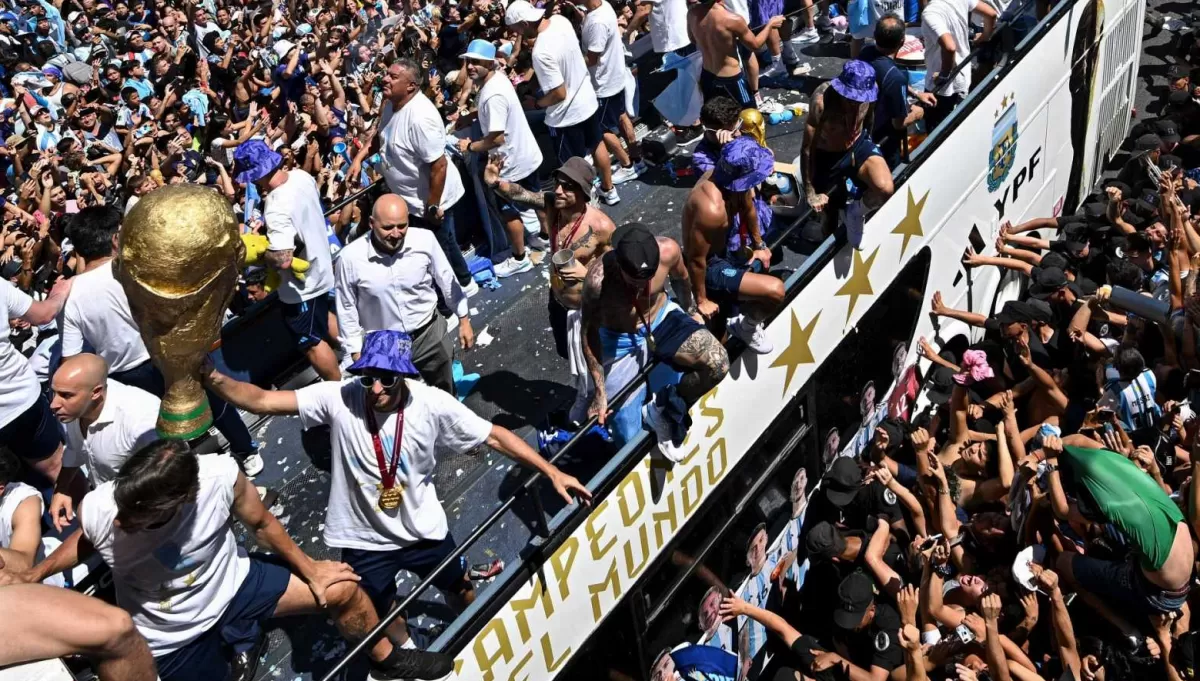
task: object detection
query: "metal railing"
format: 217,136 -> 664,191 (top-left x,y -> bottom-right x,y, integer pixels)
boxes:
317,7 -> 1064,675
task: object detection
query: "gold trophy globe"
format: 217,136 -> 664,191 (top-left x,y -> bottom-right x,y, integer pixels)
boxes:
115,185 -> 246,440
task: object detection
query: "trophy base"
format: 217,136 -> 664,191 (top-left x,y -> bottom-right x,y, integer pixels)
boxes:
157,402 -> 215,441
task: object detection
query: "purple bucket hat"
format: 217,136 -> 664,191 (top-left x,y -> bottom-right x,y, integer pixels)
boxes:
347,330 -> 421,377
713,136 -> 774,193
830,60 -> 878,103
233,139 -> 283,185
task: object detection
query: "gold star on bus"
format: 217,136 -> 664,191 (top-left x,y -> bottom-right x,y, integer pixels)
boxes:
769,311 -> 820,395
891,187 -> 929,257
835,247 -> 880,322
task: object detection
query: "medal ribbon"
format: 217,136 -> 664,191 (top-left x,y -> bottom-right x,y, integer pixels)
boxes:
364,393 -> 405,490
552,209 -> 587,252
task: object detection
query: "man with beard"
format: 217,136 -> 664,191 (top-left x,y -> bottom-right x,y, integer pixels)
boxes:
485,156 -> 617,409
579,223 -> 728,459
455,39 -> 546,278
334,194 -> 475,395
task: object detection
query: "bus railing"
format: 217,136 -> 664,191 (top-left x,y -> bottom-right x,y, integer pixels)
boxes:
315,7 -> 1061,676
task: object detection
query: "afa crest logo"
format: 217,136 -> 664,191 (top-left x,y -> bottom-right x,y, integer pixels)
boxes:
988,93 -> 1018,193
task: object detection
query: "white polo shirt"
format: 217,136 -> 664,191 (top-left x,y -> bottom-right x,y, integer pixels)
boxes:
477,72 -> 543,183
296,379 -> 492,550
334,230 -> 469,355
63,380 -> 161,485
263,169 -> 336,304
0,280 -> 40,429
583,1 -> 629,99
532,14 -> 599,128
379,93 -> 465,218
60,260 -> 151,374
81,455 -> 251,656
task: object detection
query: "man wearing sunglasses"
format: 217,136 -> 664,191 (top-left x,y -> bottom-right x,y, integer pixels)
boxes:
201,329 -> 592,650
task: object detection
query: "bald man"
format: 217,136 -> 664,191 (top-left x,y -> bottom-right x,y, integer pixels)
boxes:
334,194 -> 474,395
47,353 -> 160,531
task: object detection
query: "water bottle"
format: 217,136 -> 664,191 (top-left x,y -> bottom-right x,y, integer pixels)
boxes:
1103,285 -> 1169,325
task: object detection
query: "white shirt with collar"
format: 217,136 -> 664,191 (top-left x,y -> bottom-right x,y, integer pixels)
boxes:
296,378 -> 492,550
334,230 -> 469,355
60,260 -> 151,373
63,380 -> 161,486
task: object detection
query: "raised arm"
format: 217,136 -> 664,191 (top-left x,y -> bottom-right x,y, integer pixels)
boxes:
202,362 -> 300,415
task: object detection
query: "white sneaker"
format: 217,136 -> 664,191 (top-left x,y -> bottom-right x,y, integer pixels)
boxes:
761,59 -> 787,79
239,451 -> 265,477
599,186 -> 620,205
494,256 -> 534,278
526,233 -> 550,251
793,27 -> 819,44
641,401 -> 688,462
729,315 -> 773,354
790,62 -> 813,77
611,165 -> 639,185
845,198 -> 866,249
462,279 -> 481,297
758,98 -> 785,115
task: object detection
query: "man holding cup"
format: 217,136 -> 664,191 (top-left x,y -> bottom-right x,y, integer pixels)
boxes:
484,156 -> 616,406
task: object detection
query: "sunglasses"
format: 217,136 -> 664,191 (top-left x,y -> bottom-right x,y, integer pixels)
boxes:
356,374 -> 400,389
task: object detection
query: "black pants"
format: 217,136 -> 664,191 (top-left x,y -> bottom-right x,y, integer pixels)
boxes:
410,201 -> 473,286
924,93 -> 964,133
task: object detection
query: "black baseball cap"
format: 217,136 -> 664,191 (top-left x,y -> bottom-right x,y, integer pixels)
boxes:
995,300 -> 1035,325
1135,133 -> 1164,152
1039,251 -> 1070,271
1156,119 -> 1182,146
805,520 -> 847,561
1026,298 -> 1054,324
823,456 -> 861,507
833,572 -> 875,629
1169,64 -> 1191,82
1029,266 -> 1069,299
927,357 -> 955,405
612,223 -> 660,280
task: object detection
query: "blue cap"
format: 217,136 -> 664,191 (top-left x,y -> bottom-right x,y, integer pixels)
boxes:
233,139 -> 282,185
0,11 -> 16,22
348,330 -> 421,377
462,38 -> 496,62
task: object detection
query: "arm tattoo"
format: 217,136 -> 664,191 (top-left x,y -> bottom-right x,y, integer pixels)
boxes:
264,248 -> 293,269
496,181 -> 546,209
673,329 -> 729,402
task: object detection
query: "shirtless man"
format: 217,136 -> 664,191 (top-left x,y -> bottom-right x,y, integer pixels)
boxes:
683,129 -> 785,354
581,223 -> 729,459
801,60 -> 895,244
485,155 -> 617,378
688,0 -> 783,109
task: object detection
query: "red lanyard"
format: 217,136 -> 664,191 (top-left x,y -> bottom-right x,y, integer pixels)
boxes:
364,394 -> 405,490
552,209 -> 586,251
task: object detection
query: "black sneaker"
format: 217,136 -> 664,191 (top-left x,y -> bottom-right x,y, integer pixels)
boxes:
370,647 -> 455,680
230,633 -> 267,681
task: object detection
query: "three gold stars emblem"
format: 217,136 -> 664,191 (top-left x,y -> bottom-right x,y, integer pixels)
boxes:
769,311 -> 820,395
891,187 -> 929,258
835,247 -> 879,322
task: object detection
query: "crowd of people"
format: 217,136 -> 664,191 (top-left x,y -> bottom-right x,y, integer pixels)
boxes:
0,0 -> 1188,676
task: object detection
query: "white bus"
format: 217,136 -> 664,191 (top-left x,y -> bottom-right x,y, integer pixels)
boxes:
319,0 -> 1147,677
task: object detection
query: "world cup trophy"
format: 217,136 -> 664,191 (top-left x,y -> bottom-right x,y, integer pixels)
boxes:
115,185 -> 245,439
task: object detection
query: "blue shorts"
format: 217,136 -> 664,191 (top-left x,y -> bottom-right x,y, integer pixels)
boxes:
281,293 -> 332,351
811,133 -> 883,199
1069,553 -> 1190,615
341,534 -> 468,617
597,92 -> 625,133
551,114 -> 603,164
704,255 -> 748,306
496,172 -> 540,217
699,70 -> 754,109
0,394 -> 63,465
155,555 -> 292,681
649,307 -> 706,371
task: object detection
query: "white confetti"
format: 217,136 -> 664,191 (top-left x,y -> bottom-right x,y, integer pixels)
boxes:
456,468 -> 464,476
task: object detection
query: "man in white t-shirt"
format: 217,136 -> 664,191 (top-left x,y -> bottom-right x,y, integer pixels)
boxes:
0,277 -> 70,485
455,39 -> 547,279
233,140 -> 341,382
0,447 -> 59,585
16,440 -> 455,681
358,58 -> 479,297
60,206 -> 261,476
46,353 -> 159,531
203,329 -> 592,646
922,0 -> 995,129
582,0 -> 644,182
506,0 -> 623,207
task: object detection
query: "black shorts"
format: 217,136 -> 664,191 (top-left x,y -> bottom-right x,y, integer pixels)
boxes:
281,293 -> 332,351
550,113 -> 603,164
597,92 -> 626,134
0,394 -> 63,464
342,534 -> 468,617
810,133 -> 883,203
700,70 -> 754,109
650,306 -> 706,371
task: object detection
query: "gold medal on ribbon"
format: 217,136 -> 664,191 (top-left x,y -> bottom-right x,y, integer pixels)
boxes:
377,483 -> 403,511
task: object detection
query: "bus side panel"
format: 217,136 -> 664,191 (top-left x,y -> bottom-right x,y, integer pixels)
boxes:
448,0 -> 1126,677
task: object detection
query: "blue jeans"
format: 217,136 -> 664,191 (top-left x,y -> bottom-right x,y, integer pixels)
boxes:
111,359 -> 255,455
